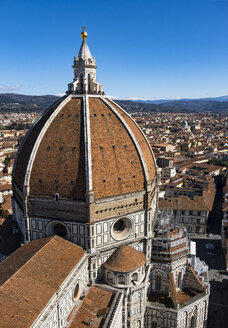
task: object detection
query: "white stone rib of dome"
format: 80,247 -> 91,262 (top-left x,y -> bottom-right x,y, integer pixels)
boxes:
77,40 -> 92,61
101,96 -> 150,184
84,95 -> 93,195
24,95 -> 72,196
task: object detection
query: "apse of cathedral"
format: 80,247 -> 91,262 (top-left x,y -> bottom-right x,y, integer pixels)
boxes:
0,29 -> 209,328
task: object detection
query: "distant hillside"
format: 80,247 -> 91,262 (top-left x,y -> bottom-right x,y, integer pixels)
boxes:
0,93 -> 60,111
124,95 -> 228,104
0,93 -> 228,113
116,99 -> 228,113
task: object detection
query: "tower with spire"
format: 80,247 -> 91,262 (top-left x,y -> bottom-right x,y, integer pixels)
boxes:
68,27 -> 103,95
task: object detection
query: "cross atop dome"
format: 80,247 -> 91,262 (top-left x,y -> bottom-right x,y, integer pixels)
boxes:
68,28 -> 103,95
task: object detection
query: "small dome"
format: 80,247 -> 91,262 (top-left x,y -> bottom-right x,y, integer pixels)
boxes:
104,245 -> 146,273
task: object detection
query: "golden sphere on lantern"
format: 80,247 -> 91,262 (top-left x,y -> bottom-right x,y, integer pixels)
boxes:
81,28 -> 87,41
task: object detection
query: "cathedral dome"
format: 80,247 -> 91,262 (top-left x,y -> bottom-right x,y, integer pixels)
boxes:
13,95 -> 156,201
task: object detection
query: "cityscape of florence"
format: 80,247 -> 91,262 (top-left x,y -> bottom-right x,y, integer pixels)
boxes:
0,0 -> 228,327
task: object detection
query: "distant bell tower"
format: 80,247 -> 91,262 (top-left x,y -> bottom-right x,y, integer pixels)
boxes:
68,27 -> 103,95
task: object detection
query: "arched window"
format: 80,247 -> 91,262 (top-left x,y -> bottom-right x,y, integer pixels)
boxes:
132,272 -> 138,282
107,271 -> 113,283
190,315 -> 196,328
203,301 -> 207,323
135,320 -> 141,327
73,283 -> 80,301
80,73 -> 83,93
88,74 -> 91,92
152,322 -> 157,328
155,275 -> 161,291
184,311 -> 188,326
132,291 -> 141,300
178,272 -> 182,288
118,274 -> 125,285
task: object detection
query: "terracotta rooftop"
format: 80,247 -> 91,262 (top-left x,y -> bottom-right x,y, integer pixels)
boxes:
159,196 -> 212,212
69,286 -> 114,328
0,236 -> 86,328
176,289 -> 196,304
169,242 -> 187,253
104,245 -> 146,273
163,227 -> 180,238
0,183 -> 12,192
147,293 -> 174,307
1,195 -> 12,213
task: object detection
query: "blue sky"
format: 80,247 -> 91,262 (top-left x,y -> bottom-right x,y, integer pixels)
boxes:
0,0 -> 228,99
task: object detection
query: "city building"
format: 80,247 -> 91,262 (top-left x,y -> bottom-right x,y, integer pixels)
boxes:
159,196 -> 212,234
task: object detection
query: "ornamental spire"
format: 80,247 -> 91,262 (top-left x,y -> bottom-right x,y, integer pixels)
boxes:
68,28 -> 103,95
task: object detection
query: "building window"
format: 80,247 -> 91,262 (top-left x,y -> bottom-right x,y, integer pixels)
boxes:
131,272 -> 138,282
152,322 -> 157,328
155,275 -> 161,291
111,217 -> 132,241
54,223 -> 67,238
178,272 -> 182,288
54,193 -> 59,201
118,274 -> 125,285
107,271 -> 113,283
80,73 -> 83,93
190,315 -> 196,328
88,74 -> 91,92
73,283 -> 80,301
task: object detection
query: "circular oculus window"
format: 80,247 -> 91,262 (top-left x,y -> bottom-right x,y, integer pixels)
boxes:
54,223 -> 67,237
111,217 -> 132,241
45,221 -> 70,240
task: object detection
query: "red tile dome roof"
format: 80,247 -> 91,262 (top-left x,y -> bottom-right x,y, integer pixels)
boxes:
104,245 -> 146,272
13,95 -> 156,201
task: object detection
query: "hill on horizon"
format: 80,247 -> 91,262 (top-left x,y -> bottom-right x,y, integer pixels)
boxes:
0,93 -> 228,113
